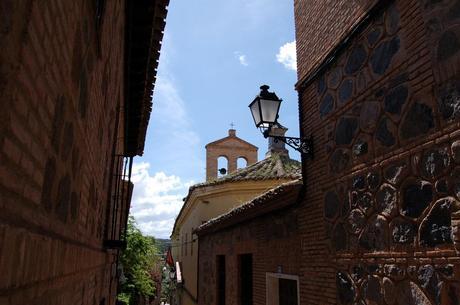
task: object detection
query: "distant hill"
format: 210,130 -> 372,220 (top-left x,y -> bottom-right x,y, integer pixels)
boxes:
155,238 -> 171,256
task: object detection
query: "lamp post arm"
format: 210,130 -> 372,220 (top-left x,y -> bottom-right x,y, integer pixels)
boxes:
271,135 -> 314,159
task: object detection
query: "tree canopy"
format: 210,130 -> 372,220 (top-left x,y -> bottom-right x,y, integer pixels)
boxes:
118,216 -> 160,304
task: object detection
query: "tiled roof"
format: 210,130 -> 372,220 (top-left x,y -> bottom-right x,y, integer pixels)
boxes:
192,153 -> 301,189
171,154 -> 301,237
195,179 -> 303,235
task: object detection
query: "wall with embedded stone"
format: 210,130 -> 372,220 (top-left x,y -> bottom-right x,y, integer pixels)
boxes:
294,0 -> 377,83
0,1 -> 126,305
295,0 -> 460,304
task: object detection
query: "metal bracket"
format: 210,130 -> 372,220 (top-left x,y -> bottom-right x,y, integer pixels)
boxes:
274,135 -> 314,159
263,128 -> 314,159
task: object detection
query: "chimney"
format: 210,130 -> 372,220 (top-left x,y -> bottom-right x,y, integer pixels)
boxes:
265,124 -> 289,158
228,129 -> 236,137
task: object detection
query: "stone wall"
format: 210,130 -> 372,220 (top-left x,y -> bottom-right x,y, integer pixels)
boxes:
0,1 -> 126,304
295,0 -> 460,304
198,207 -> 300,305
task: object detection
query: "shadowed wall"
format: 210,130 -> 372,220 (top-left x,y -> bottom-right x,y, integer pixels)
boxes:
295,0 -> 460,304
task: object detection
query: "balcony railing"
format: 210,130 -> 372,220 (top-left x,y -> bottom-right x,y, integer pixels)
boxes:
104,155 -> 134,249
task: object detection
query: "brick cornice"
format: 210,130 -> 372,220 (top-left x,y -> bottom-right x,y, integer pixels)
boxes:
295,0 -> 391,92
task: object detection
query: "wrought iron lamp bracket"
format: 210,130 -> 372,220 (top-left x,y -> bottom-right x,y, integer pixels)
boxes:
262,127 -> 314,160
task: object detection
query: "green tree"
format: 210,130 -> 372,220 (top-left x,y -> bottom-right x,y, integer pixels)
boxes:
118,216 -> 159,305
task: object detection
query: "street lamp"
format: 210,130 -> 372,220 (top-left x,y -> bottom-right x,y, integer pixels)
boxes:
249,85 -> 282,129
169,269 -> 176,280
249,85 -> 314,159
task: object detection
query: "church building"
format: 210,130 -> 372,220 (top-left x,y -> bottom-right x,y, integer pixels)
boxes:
171,127 -> 301,305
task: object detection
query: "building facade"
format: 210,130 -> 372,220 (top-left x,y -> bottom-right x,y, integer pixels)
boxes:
191,1 -> 460,305
196,179 -> 303,305
0,1 -> 168,304
295,0 -> 460,304
171,130 -> 301,305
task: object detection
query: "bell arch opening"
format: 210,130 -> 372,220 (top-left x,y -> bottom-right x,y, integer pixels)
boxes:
237,157 -> 248,169
217,156 -> 228,177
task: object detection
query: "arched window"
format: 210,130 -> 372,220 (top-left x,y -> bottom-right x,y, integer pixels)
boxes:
218,156 -> 228,177
237,157 -> 248,169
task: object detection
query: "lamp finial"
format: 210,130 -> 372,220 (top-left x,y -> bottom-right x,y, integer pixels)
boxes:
260,84 -> 270,91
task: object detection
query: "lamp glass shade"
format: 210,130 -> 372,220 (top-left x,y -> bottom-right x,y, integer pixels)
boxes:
260,98 -> 281,125
249,85 -> 282,128
249,99 -> 262,127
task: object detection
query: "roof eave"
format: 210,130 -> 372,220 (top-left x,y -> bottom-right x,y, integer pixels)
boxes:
170,178 -> 297,237
124,0 -> 169,156
196,180 -> 302,236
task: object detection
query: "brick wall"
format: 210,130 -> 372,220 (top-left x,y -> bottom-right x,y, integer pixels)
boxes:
205,130 -> 258,181
0,1 -> 126,304
294,0 -> 376,83
198,207 -> 300,305
295,0 -> 460,304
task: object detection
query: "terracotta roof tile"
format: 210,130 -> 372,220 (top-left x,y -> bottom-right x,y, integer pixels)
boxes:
171,154 -> 301,237
192,153 -> 301,189
195,179 -> 303,235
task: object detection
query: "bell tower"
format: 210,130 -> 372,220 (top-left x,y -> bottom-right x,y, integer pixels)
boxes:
205,129 -> 258,181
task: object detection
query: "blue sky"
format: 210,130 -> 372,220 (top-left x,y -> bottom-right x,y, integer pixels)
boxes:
130,0 -> 299,238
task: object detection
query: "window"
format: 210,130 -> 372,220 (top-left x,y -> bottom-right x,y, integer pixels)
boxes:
103,155 -> 133,249
185,233 -> 188,256
94,0 -> 106,55
181,236 -> 183,256
191,229 -> 194,256
95,0 -> 106,28
266,273 -> 299,305
279,279 -> 298,305
216,255 -> 226,305
238,254 -> 253,305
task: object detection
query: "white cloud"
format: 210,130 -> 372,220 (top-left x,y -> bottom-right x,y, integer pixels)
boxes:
234,51 -> 249,66
130,162 -> 194,238
129,33 -> 205,239
154,75 -> 188,125
239,55 -> 248,66
149,49 -> 204,175
276,41 -> 297,71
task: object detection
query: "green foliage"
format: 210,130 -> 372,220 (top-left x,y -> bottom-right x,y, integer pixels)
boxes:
117,293 -> 130,304
160,271 -> 173,302
118,216 -> 160,305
